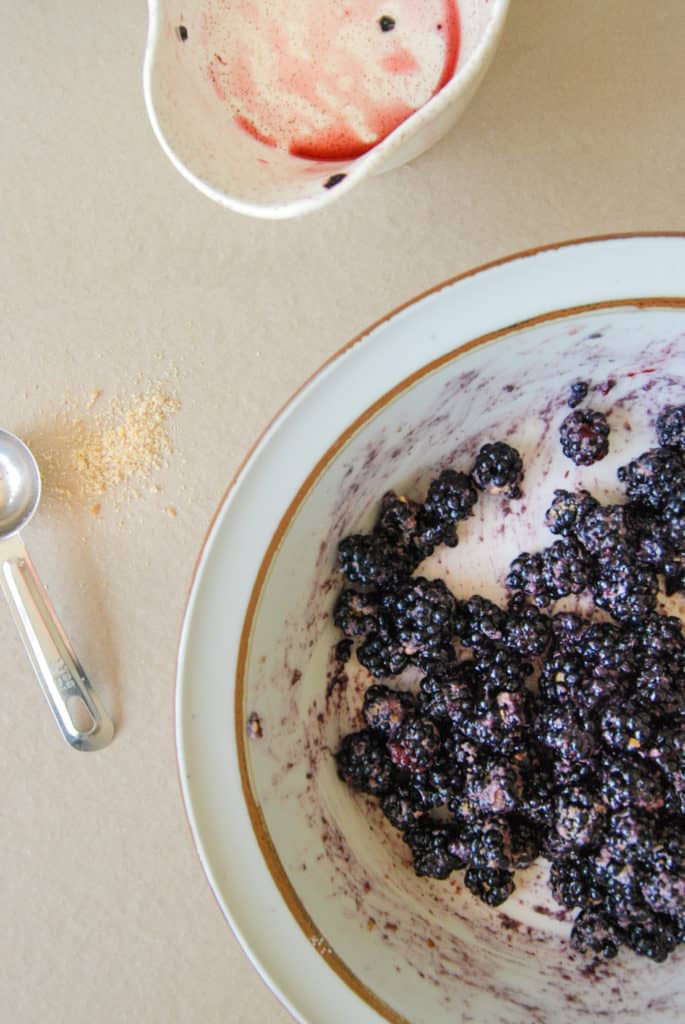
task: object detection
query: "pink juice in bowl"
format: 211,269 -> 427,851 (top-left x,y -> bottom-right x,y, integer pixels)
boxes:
200,0 -> 460,161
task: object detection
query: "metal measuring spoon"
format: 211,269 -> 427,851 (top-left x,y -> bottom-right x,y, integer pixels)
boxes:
0,428 -> 114,750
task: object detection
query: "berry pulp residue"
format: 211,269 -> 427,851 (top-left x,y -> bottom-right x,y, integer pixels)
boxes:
202,1 -> 460,161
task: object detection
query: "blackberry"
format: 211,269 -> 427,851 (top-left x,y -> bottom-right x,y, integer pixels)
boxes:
411,512 -> 451,554
376,490 -> 421,544
601,757 -> 665,813
337,533 -> 413,587
506,551 -> 549,606
381,761 -> 459,828
542,539 -> 592,600
469,818 -> 514,870
441,729 -> 481,770
617,447 -> 685,511
559,409 -> 610,466
333,588 -> 380,639
379,788 -> 424,830
550,854 -> 595,909
418,663 -> 476,724
412,756 -> 465,807
454,594 -> 507,648
459,698 -> 531,760
631,510 -> 672,570
419,469 -> 478,548
381,577 -> 457,657
464,758 -> 523,816
605,810 -> 656,863
357,632 -> 409,677
362,684 -> 416,736
507,540 -> 591,605
576,621 -> 638,675
554,786 -> 606,851
464,667 -> 532,757
471,442 -> 524,499
335,730 -> 395,795
605,880 -> 654,935
544,488 -> 598,537
413,642 -> 459,673
639,613 -> 685,660
575,504 -> 639,557
375,491 -> 433,563
473,643 -> 534,693
586,849 -> 639,915
403,820 -> 467,879
402,779 -> 450,815
538,653 -> 589,706
460,688 -> 530,755
505,594 -> 551,655
656,404 -> 685,450
635,656 -> 681,713
567,380 -> 590,408
356,487 -> 444,571
600,701 -> 654,752
550,611 -> 587,650
536,705 -> 597,764
520,769 -> 556,831
387,717 -> 441,771
625,910 -> 678,962
570,908 -> 621,958
591,555 -> 658,622
464,865 -> 515,907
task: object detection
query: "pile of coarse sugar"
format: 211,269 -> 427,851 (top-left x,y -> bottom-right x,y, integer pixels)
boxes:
30,379 -> 181,513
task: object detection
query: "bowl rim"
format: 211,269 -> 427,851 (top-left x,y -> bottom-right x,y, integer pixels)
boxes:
176,232 -> 685,1024
142,0 -> 511,218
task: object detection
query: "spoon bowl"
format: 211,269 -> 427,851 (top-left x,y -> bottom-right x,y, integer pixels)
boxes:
0,430 -> 41,538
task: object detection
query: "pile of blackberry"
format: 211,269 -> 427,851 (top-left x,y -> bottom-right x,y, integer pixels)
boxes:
333,403 -> 685,963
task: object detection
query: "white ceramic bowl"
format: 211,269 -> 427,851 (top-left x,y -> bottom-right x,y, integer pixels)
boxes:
143,0 -> 510,218
177,235 -> 685,1023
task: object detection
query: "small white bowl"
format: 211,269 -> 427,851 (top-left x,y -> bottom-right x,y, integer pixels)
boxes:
177,235 -> 685,1023
143,0 -> 510,218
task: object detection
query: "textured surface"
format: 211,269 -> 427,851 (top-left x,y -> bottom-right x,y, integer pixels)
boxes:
1,2 -> 684,1023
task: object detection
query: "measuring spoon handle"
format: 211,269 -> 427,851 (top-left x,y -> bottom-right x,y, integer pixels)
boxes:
0,538 -> 114,751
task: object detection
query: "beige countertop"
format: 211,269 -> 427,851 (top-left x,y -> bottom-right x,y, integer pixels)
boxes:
2,2 -> 684,1022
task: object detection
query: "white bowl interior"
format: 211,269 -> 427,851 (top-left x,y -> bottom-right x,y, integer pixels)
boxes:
243,306 -> 685,1023
144,0 -> 507,214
